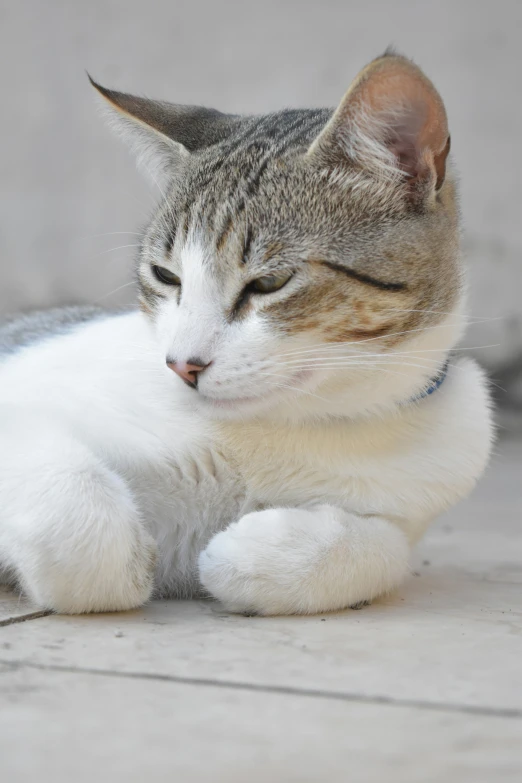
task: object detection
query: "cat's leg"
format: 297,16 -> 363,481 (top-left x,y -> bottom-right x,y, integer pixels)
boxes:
0,415 -> 156,613
198,505 -> 409,615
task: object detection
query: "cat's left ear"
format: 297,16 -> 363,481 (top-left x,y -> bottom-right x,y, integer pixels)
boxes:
89,75 -> 238,185
307,52 -> 450,199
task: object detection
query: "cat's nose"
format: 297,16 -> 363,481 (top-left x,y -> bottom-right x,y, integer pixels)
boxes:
166,358 -> 209,389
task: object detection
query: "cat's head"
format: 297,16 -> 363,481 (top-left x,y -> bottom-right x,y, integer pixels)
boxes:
93,52 -> 463,421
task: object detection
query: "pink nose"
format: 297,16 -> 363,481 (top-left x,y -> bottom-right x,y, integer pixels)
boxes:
166,359 -> 208,388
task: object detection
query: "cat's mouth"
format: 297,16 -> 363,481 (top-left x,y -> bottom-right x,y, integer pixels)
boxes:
198,369 -> 314,410
199,393 -> 259,410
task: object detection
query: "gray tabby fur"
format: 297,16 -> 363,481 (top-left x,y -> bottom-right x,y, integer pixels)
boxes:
0,307 -> 106,355
91,52 -> 458,345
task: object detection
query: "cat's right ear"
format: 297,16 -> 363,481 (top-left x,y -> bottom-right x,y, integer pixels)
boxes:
89,75 -> 237,186
306,53 -> 450,202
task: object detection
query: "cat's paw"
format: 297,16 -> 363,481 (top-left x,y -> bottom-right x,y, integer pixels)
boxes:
199,507 -> 307,615
199,505 -> 409,615
200,506 -> 365,615
23,521 -> 157,614
0,419 -> 158,614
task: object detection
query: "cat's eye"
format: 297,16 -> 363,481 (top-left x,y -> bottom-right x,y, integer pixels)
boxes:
251,272 -> 293,294
152,265 -> 181,286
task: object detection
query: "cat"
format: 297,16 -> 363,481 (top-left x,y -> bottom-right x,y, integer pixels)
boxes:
0,52 -> 493,615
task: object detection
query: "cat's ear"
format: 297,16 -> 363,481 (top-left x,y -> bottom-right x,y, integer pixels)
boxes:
89,75 -> 237,185
307,52 -> 450,198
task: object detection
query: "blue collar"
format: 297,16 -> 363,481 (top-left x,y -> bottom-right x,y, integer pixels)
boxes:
409,360 -> 449,403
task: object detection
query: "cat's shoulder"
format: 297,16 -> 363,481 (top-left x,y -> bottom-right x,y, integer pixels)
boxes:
0,306 -> 109,357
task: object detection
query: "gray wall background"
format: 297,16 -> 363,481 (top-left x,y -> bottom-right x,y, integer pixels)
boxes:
1,0 -> 521,409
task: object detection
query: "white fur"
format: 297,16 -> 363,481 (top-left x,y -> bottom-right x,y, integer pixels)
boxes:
199,506 -> 410,614
0,271 -> 493,614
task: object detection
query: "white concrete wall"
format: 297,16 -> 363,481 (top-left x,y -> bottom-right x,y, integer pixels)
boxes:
0,1 -> 520,389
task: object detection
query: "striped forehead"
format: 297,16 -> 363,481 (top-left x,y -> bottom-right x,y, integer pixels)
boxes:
180,236 -> 212,277
177,234 -> 237,300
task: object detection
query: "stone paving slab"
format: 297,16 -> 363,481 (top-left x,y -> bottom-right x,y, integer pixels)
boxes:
1,664 -> 520,783
1,576 -> 519,714
0,439 -> 521,780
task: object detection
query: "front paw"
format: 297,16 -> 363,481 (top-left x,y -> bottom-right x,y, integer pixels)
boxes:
199,506 -> 343,615
199,506 -> 409,616
21,523 -> 157,615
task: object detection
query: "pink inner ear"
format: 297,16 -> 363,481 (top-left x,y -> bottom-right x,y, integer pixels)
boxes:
354,60 -> 448,167
383,104 -> 428,179
390,139 -> 420,178
309,55 -> 450,190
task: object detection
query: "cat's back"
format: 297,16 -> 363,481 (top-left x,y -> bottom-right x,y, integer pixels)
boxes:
0,306 -> 106,358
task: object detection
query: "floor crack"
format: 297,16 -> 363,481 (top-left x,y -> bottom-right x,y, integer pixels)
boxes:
1,657 -> 520,720
0,610 -> 53,628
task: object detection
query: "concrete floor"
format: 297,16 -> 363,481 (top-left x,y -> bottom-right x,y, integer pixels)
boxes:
1,438 -> 521,782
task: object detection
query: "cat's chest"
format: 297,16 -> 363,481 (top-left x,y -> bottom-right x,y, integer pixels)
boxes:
213,418 -> 375,513
125,418 -> 357,528
126,440 -> 247,527
126,412 -> 394,529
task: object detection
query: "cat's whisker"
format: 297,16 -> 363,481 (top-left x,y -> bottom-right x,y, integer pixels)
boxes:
381,308 -> 503,321
262,361 -> 453,376
260,362 -> 429,382
258,374 -> 332,403
275,349 -> 444,364
397,344 -> 500,353
274,355 -> 465,371
260,365 -> 421,386
94,281 -> 136,303
271,321 -> 471,359
273,345 -> 502,373
268,366 -> 442,379
271,348 -> 454,366
91,244 -> 142,258
260,356 -> 466,379
77,231 -> 143,242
